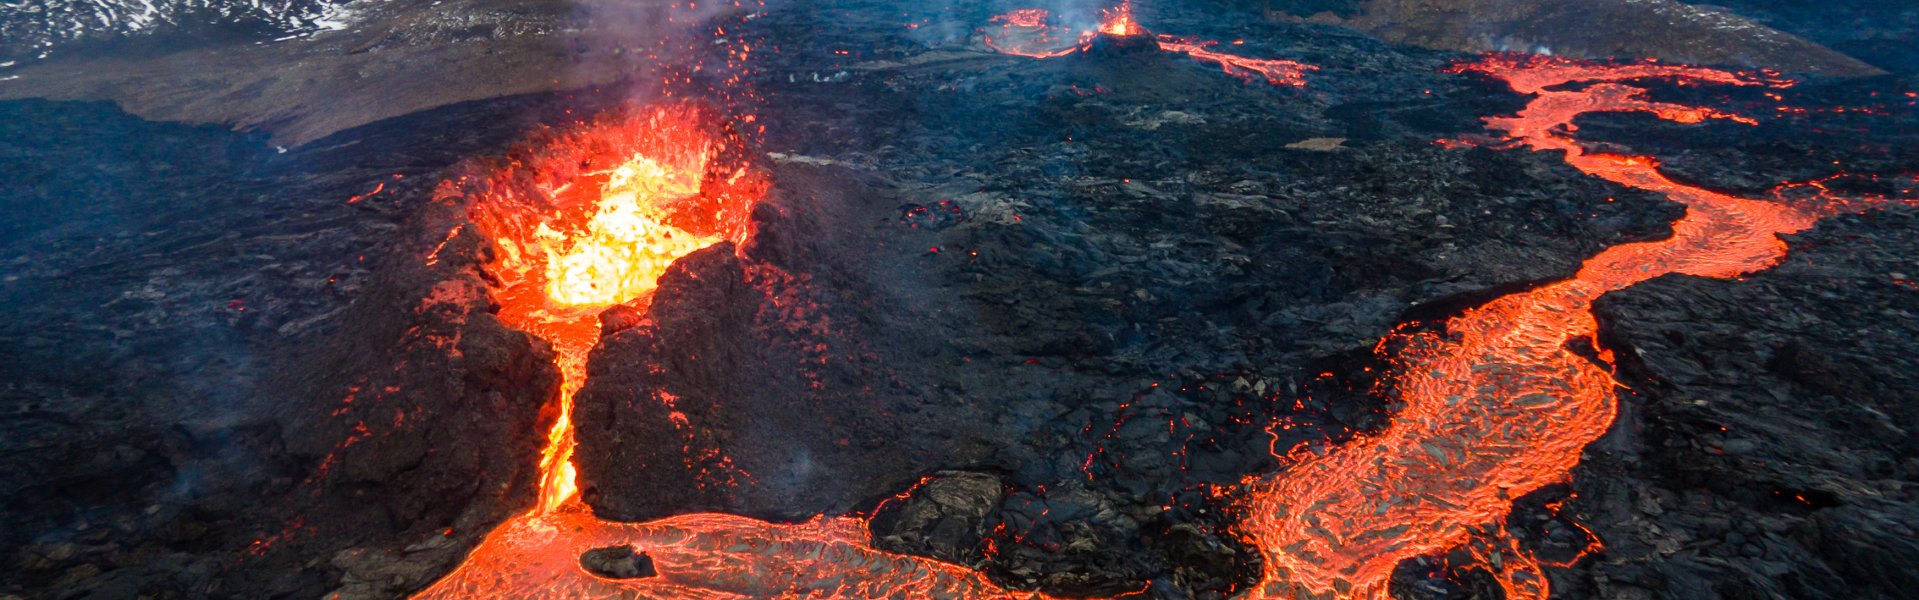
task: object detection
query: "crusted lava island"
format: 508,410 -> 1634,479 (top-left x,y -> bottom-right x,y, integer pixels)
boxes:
3,1 -> 1917,599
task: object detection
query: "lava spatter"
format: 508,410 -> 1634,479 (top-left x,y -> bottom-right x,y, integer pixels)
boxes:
1097,2 -> 1142,37
470,102 -> 763,514
982,3 -> 1317,87
1239,54 -> 1914,600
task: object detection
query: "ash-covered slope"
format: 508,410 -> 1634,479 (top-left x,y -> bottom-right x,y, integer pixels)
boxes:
1254,0 -> 1885,77
1686,0 -> 1919,76
0,0 -> 689,146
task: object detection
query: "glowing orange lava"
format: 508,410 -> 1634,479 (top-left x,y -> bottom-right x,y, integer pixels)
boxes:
417,55 -> 1910,600
470,103 -> 761,516
419,509 -> 1059,599
981,3 -> 1317,86
418,102 -> 1047,596
1240,54 -> 1913,599
1157,37 -> 1316,87
998,8 -> 1050,29
1097,2 -> 1142,37
980,8 -> 1083,59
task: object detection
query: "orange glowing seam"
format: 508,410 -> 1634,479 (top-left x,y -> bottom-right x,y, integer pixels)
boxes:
1158,37 -> 1317,87
346,181 -> 386,204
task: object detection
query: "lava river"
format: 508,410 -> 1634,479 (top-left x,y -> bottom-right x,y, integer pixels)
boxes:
415,54 -> 1912,600
1242,55 -> 1913,599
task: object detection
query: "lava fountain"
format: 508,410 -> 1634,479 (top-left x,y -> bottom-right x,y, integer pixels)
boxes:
983,2 -> 1317,87
416,102 -> 769,596
474,102 -> 763,514
1239,54 -> 1915,600
1097,1 -> 1142,37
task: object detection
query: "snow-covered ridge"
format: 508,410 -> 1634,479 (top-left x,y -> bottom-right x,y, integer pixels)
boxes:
0,0 -> 381,60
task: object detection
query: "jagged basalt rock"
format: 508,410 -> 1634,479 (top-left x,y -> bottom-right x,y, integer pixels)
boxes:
579,545 -> 658,579
869,472 -> 1005,566
1086,32 -> 1163,56
597,303 -> 647,337
1560,209 -> 1919,600
573,243 -> 762,520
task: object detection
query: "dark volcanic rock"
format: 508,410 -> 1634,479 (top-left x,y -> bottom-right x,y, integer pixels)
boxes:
870,472 -> 1006,566
987,484 -> 1153,595
280,194 -> 561,600
572,242 -> 765,519
1556,209 -> 1919,600
4,1 -> 1915,599
580,545 -> 658,579
0,96 -> 575,599
575,165 -> 1013,522
572,5 -> 1689,595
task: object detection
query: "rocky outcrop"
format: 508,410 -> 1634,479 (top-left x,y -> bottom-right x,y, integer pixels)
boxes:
870,472 -> 1006,566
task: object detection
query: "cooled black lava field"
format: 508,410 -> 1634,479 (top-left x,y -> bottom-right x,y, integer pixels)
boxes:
2,1 -> 1917,599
